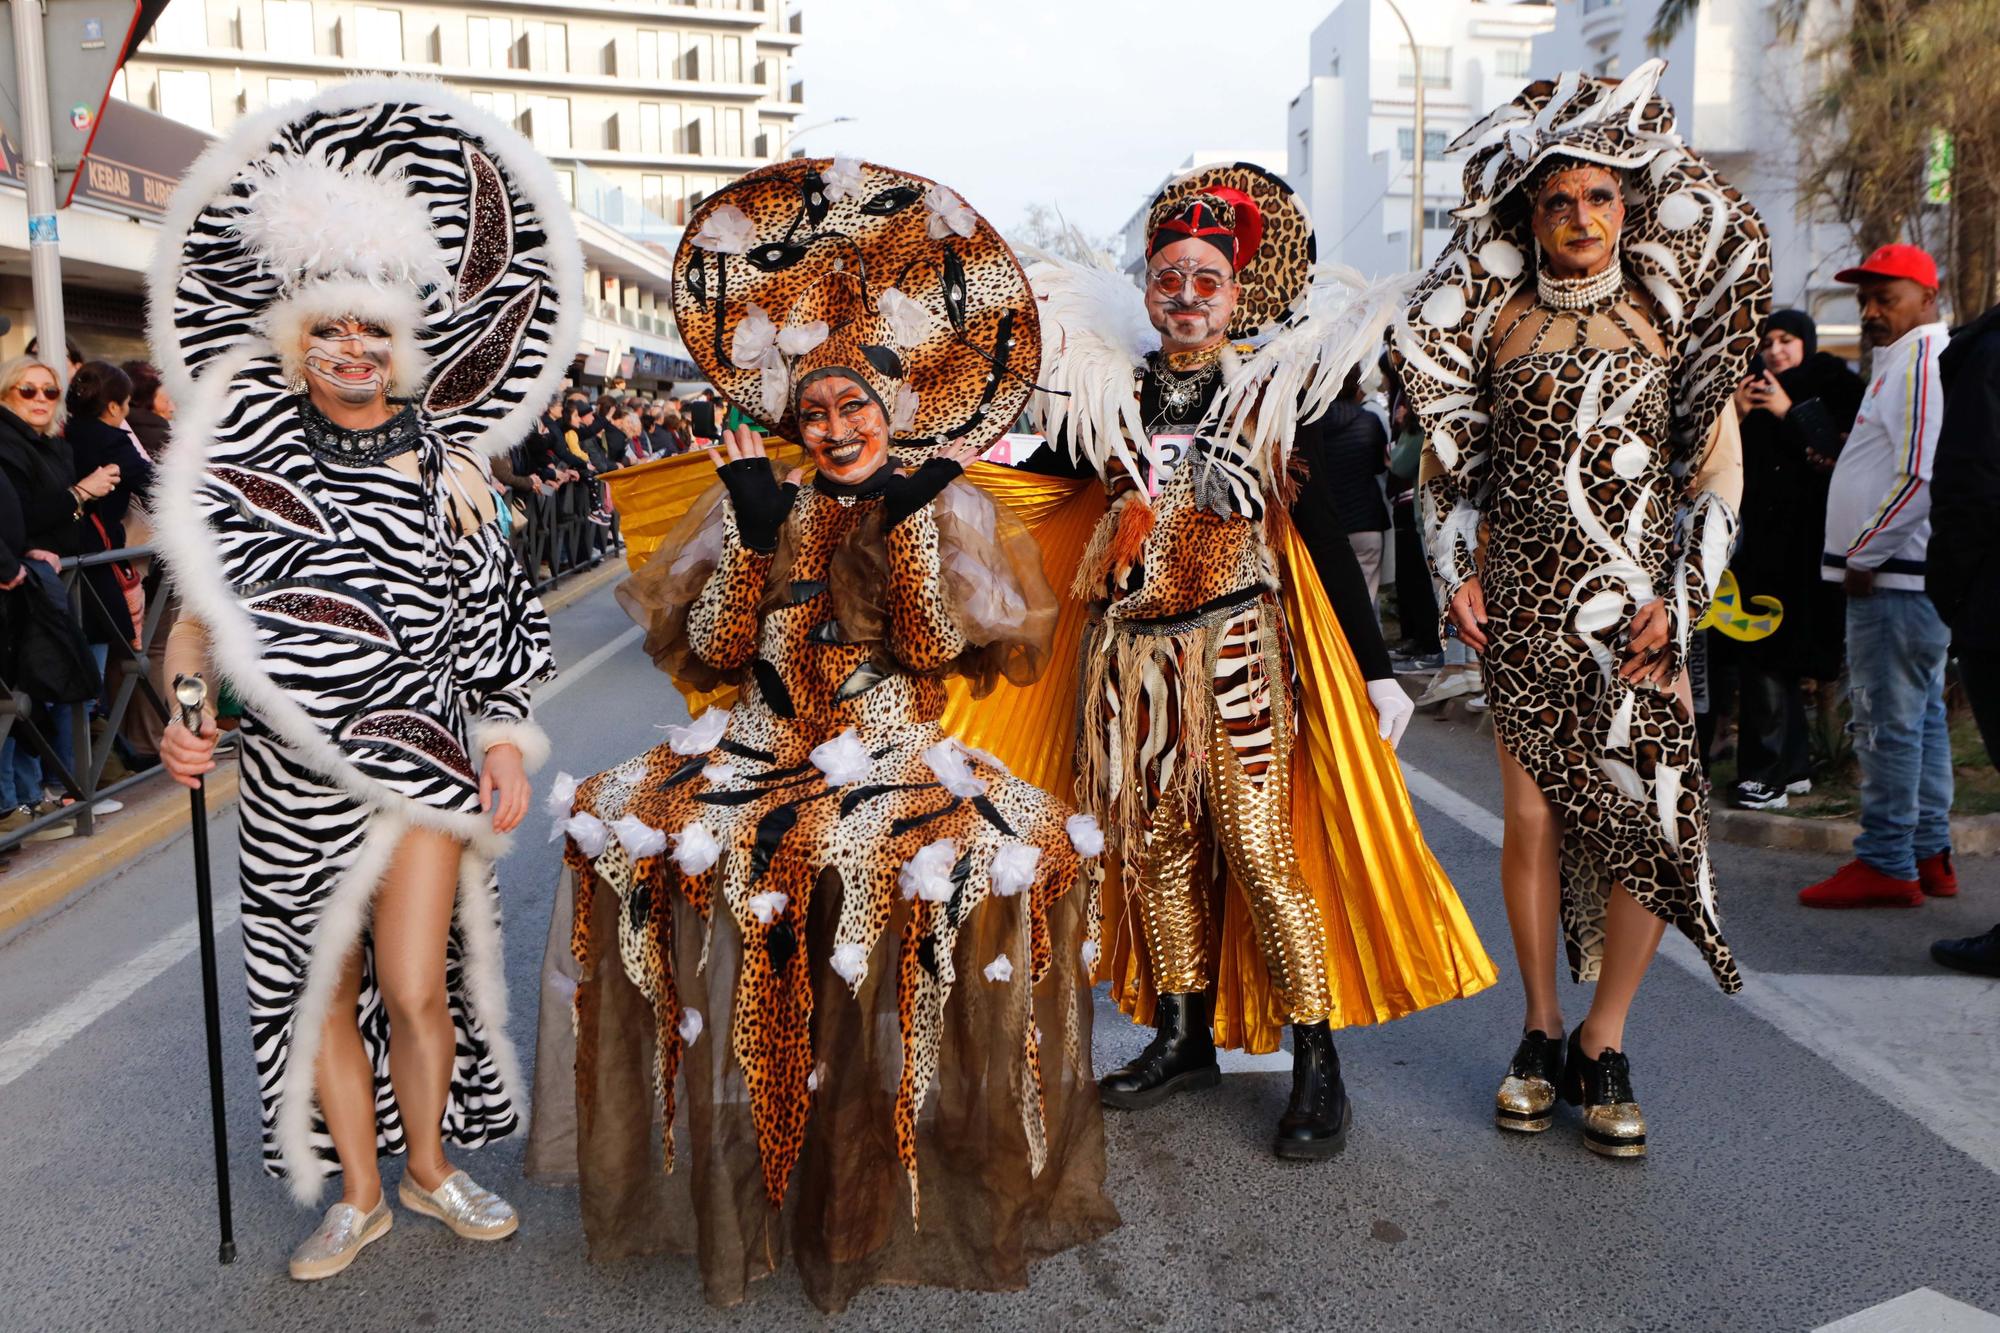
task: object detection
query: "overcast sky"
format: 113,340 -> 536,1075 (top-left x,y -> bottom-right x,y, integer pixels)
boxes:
796,0 -> 1332,240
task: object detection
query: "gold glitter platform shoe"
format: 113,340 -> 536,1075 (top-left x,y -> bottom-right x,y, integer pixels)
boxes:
1495,1029 -> 1565,1134
288,1198 -> 392,1281
1560,1030 -> 1647,1159
398,1169 -> 520,1241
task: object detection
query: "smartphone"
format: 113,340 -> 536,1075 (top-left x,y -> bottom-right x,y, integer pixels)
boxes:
1746,352 -> 1767,379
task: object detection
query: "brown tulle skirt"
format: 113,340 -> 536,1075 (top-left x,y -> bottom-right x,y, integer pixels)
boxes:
527,868 -> 1119,1313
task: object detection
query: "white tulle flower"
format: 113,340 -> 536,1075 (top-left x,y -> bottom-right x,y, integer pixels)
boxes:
891,384 -> 920,433
702,763 -> 739,783
988,842 -> 1041,898
921,740 -> 988,798
730,303 -> 780,372
543,770 -> 579,817
1081,939 -> 1101,969
671,821 -> 722,876
924,183 -> 976,240
983,953 -> 1014,983
810,728 -> 872,786
564,811 -> 610,858
760,363 -> 788,418
611,814 -> 667,859
777,321 -> 829,356
878,286 -> 934,347
823,154 -> 865,203
691,203 -> 756,254
807,1069 -> 820,1092
1065,813 -> 1105,857
831,941 -> 869,986
664,707 -> 730,756
899,837 -> 959,903
747,889 -> 789,925
677,1007 -> 704,1046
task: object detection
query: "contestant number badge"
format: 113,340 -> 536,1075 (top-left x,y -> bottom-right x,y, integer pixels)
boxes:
1147,434 -> 1195,498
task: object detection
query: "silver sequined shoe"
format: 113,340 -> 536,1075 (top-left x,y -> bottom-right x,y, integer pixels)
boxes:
288,1198 -> 392,1281
398,1169 -> 519,1241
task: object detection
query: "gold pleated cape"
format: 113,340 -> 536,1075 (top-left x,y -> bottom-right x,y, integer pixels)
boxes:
604,454 -> 1495,1056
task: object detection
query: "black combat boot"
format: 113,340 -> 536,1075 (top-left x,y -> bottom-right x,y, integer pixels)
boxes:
1099,991 -> 1221,1110
1273,1021 -> 1351,1160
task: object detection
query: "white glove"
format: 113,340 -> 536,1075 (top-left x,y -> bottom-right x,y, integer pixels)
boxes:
1366,677 -> 1414,750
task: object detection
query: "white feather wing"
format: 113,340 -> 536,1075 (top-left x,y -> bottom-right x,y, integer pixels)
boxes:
1021,245 -> 1155,490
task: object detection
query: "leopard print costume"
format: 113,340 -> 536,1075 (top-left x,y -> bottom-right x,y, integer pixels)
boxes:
563,473 -> 1103,1219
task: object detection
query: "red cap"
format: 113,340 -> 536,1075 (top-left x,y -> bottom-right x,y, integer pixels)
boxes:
1149,186 -> 1264,273
1834,243 -> 1939,289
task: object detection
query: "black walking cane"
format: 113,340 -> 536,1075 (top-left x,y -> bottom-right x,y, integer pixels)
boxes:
174,673 -> 237,1265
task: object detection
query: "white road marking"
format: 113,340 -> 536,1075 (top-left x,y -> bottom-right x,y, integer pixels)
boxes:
0,618 -> 643,1092
0,901 -> 240,1090
537,624 -> 644,704
1814,1287 -> 2000,1331
1402,759 -> 2000,1176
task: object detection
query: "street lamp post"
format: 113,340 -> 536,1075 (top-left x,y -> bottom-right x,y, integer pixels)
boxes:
784,114 -> 856,156
1382,0 -> 1427,271
10,0 -> 67,377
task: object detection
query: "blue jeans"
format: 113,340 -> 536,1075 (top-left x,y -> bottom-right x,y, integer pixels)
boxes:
1846,589 -> 1954,878
0,735 -> 40,809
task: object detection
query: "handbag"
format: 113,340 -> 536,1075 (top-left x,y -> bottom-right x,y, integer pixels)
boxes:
90,513 -> 145,651
10,565 -> 103,704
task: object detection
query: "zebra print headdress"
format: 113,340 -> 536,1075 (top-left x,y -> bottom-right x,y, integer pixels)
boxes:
148,77 -> 582,457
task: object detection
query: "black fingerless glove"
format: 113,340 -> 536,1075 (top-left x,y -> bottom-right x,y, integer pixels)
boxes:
717,458 -> 796,553
882,457 -> 963,529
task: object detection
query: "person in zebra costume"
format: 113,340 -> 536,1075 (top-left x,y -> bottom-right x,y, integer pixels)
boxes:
151,80 -> 581,1279
1024,165 -> 1494,1161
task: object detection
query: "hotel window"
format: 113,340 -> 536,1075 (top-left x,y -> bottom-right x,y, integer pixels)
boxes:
108,68 -> 129,102
355,7 -> 403,65
555,169 -> 574,205
1396,45 -> 1451,89
521,20 -> 567,73
267,76 -> 317,105
263,0 -> 313,56
720,36 -> 743,82
467,16 -> 513,69
156,69 -> 215,130
639,102 -> 662,154
531,96 -> 572,151
642,174 -> 665,217
637,29 -> 661,80
722,108 -> 745,156
470,89 -> 517,124
1494,45 -> 1532,79
1396,127 -> 1449,160
151,0 -> 209,47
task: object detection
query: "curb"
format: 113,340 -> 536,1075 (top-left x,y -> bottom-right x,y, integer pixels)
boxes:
0,563 -> 626,941
1712,807 -> 2000,856
0,765 -> 241,940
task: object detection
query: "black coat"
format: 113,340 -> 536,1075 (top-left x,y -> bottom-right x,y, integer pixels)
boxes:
0,406 -> 81,557
66,415 -> 155,550
1930,302 -> 2000,652
1295,401 -> 1390,535
1728,351 -> 1862,679
0,462 -> 24,587
685,398 -> 719,439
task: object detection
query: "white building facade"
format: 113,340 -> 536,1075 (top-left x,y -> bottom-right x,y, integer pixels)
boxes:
1532,0 -> 1859,346
30,0 -> 811,386
1287,0 -> 1554,279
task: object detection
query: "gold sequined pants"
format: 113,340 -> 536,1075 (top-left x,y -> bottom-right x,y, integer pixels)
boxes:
1127,615 -> 1332,1023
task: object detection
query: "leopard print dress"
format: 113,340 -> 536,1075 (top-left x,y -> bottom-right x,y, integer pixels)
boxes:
553,468 -> 1116,1310
1439,295 -> 1742,993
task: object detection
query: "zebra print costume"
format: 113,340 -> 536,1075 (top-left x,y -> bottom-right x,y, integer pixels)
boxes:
149,81 -> 581,1201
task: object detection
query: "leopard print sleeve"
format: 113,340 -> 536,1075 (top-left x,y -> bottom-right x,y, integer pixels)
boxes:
687,508 -> 777,671
882,502 -> 969,672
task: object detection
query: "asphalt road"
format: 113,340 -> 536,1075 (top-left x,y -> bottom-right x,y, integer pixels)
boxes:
2,579 -> 1997,1333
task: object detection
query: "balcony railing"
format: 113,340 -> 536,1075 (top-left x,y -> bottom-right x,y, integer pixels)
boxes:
565,159 -> 683,248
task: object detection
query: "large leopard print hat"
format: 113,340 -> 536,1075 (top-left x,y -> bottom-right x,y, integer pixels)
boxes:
1394,58 -> 1769,466
1146,162 -> 1314,341
673,158 -> 1041,461
147,77 -> 583,458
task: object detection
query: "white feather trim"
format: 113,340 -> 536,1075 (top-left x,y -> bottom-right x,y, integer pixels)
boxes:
1065,813 -> 1105,857
988,842 -> 1041,898
831,941 -> 869,987
234,158 -> 447,292
747,890 -> 789,925
677,1007 -> 705,1046
809,728 -> 872,786
543,770 -> 579,817
565,811 -> 610,858
898,837 -> 960,903
262,277 -> 432,399
983,953 -> 1014,983
671,821 -> 722,876
1021,247 -> 1156,492
921,739 -> 988,798
610,813 -> 667,860
664,707 -> 730,756
468,716 -> 550,773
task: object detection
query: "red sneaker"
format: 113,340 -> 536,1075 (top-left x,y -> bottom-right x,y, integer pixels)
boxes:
1799,860 -> 1923,909
1918,850 -> 1959,898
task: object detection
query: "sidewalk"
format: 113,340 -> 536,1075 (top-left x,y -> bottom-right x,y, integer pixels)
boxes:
0,556 -> 627,943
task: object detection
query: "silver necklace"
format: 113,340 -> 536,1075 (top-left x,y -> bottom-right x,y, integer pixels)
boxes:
1537,250 -> 1625,311
1157,360 -> 1219,422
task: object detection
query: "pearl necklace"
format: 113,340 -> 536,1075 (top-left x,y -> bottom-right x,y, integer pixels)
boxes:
1536,251 -> 1625,311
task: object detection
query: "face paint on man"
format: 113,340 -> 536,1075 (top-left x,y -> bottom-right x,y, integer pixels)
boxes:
797,372 -> 889,484
1531,165 -> 1625,278
302,317 -> 394,406
1145,236 -> 1239,354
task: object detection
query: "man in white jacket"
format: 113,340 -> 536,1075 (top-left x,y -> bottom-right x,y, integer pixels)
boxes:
1802,244 -> 1956,909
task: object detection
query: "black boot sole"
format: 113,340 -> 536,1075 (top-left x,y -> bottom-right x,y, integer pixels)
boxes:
1273,1098 -> 1353,1161
1099,1064 -> 1220,1111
